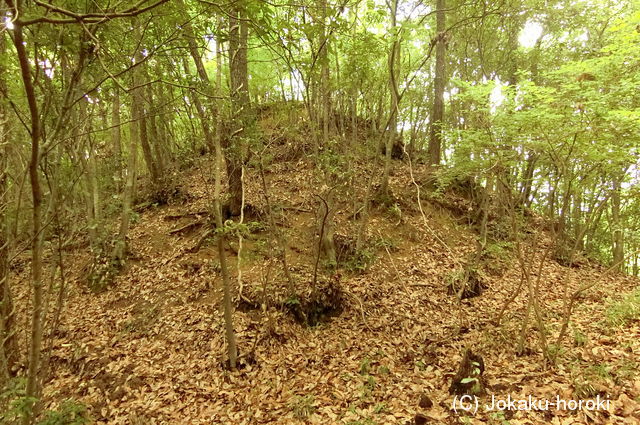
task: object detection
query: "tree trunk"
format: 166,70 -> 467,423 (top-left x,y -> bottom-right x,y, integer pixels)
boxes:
428,0 -> 446,166
320,0 -> 330,147
380,0 -> 400,196
182,55 -> 215,155
317,190 -> 337,265
76,99 -> 100,249
228,5 -> 251,216
152,67 -> 172,163
215,18 -> 238,368
112,88 -> 123,189
0,33 -> 19,382
611,175 -> 624,271
139,104 -> 158,183
519,153 -> 537,207
179,6 -> 238,367
113,40 -> 142,262
147,84 -> 166,175
11,20 -> 46,424
572,190 -> 584,251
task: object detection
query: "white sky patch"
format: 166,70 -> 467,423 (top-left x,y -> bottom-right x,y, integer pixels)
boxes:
519,21 -> 543,48
412,39 -> 425,49
282,69 -> 305,101
39,59 -> 55,79
576,30 -> 589,46
489,79 -> 504,113
204,35 -> 217,61
398,1 -> 431,21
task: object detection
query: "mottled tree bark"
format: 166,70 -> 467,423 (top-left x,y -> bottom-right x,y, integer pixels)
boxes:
428,0 -> 446,166
228,5 -> 251,216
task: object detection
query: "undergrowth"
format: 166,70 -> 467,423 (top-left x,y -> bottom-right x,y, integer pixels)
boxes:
1,378 -> 90,425
605,287 -> 640,326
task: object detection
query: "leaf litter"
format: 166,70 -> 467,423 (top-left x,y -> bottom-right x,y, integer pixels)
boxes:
11,158 -> 640,425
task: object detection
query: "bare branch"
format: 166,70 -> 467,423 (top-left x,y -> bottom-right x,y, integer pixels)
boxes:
20,0 -> 170,26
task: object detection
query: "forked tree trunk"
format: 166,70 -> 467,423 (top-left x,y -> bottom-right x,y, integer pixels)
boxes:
77,100 -> 100,249
113,40 -> 142,263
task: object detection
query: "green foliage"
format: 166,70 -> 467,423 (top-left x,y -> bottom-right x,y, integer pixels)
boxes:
86,239 -> 125,292
345,418 -> 377,425
284,296 -> 301,308
359,357 -> 371,375
359,375 -> 376,399
414,360 -> 427,371
338,235 -> 396,274
215,220 -> 266,238
377,365 -> 390,375
460,361 -> 483,395
0,378 -> 36,425
38,401 -> 91,425
481,240 -> 513,275
613,359 -> 639,385
573,328 -> 588,347
1,378 -> 89,425
484,240 -> 512,257
571,362 -> 612,398
372,403 -> 386,414
386,203 -> 402,222
130,211 -> 141,225
290,395 -> 315,419
315,141 -> 352,181
547,344 -> 566,361
343,248 -> 376,273
605,288 -> 640,326
489,410 -> 511,425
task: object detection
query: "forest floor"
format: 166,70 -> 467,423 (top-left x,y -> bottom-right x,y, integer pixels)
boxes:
11,155 -> 640,425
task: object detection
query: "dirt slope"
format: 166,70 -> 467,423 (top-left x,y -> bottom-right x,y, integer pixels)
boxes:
13,158 -> 640,425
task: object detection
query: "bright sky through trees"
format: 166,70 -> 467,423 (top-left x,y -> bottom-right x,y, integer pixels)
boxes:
519,20 -> 543,48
